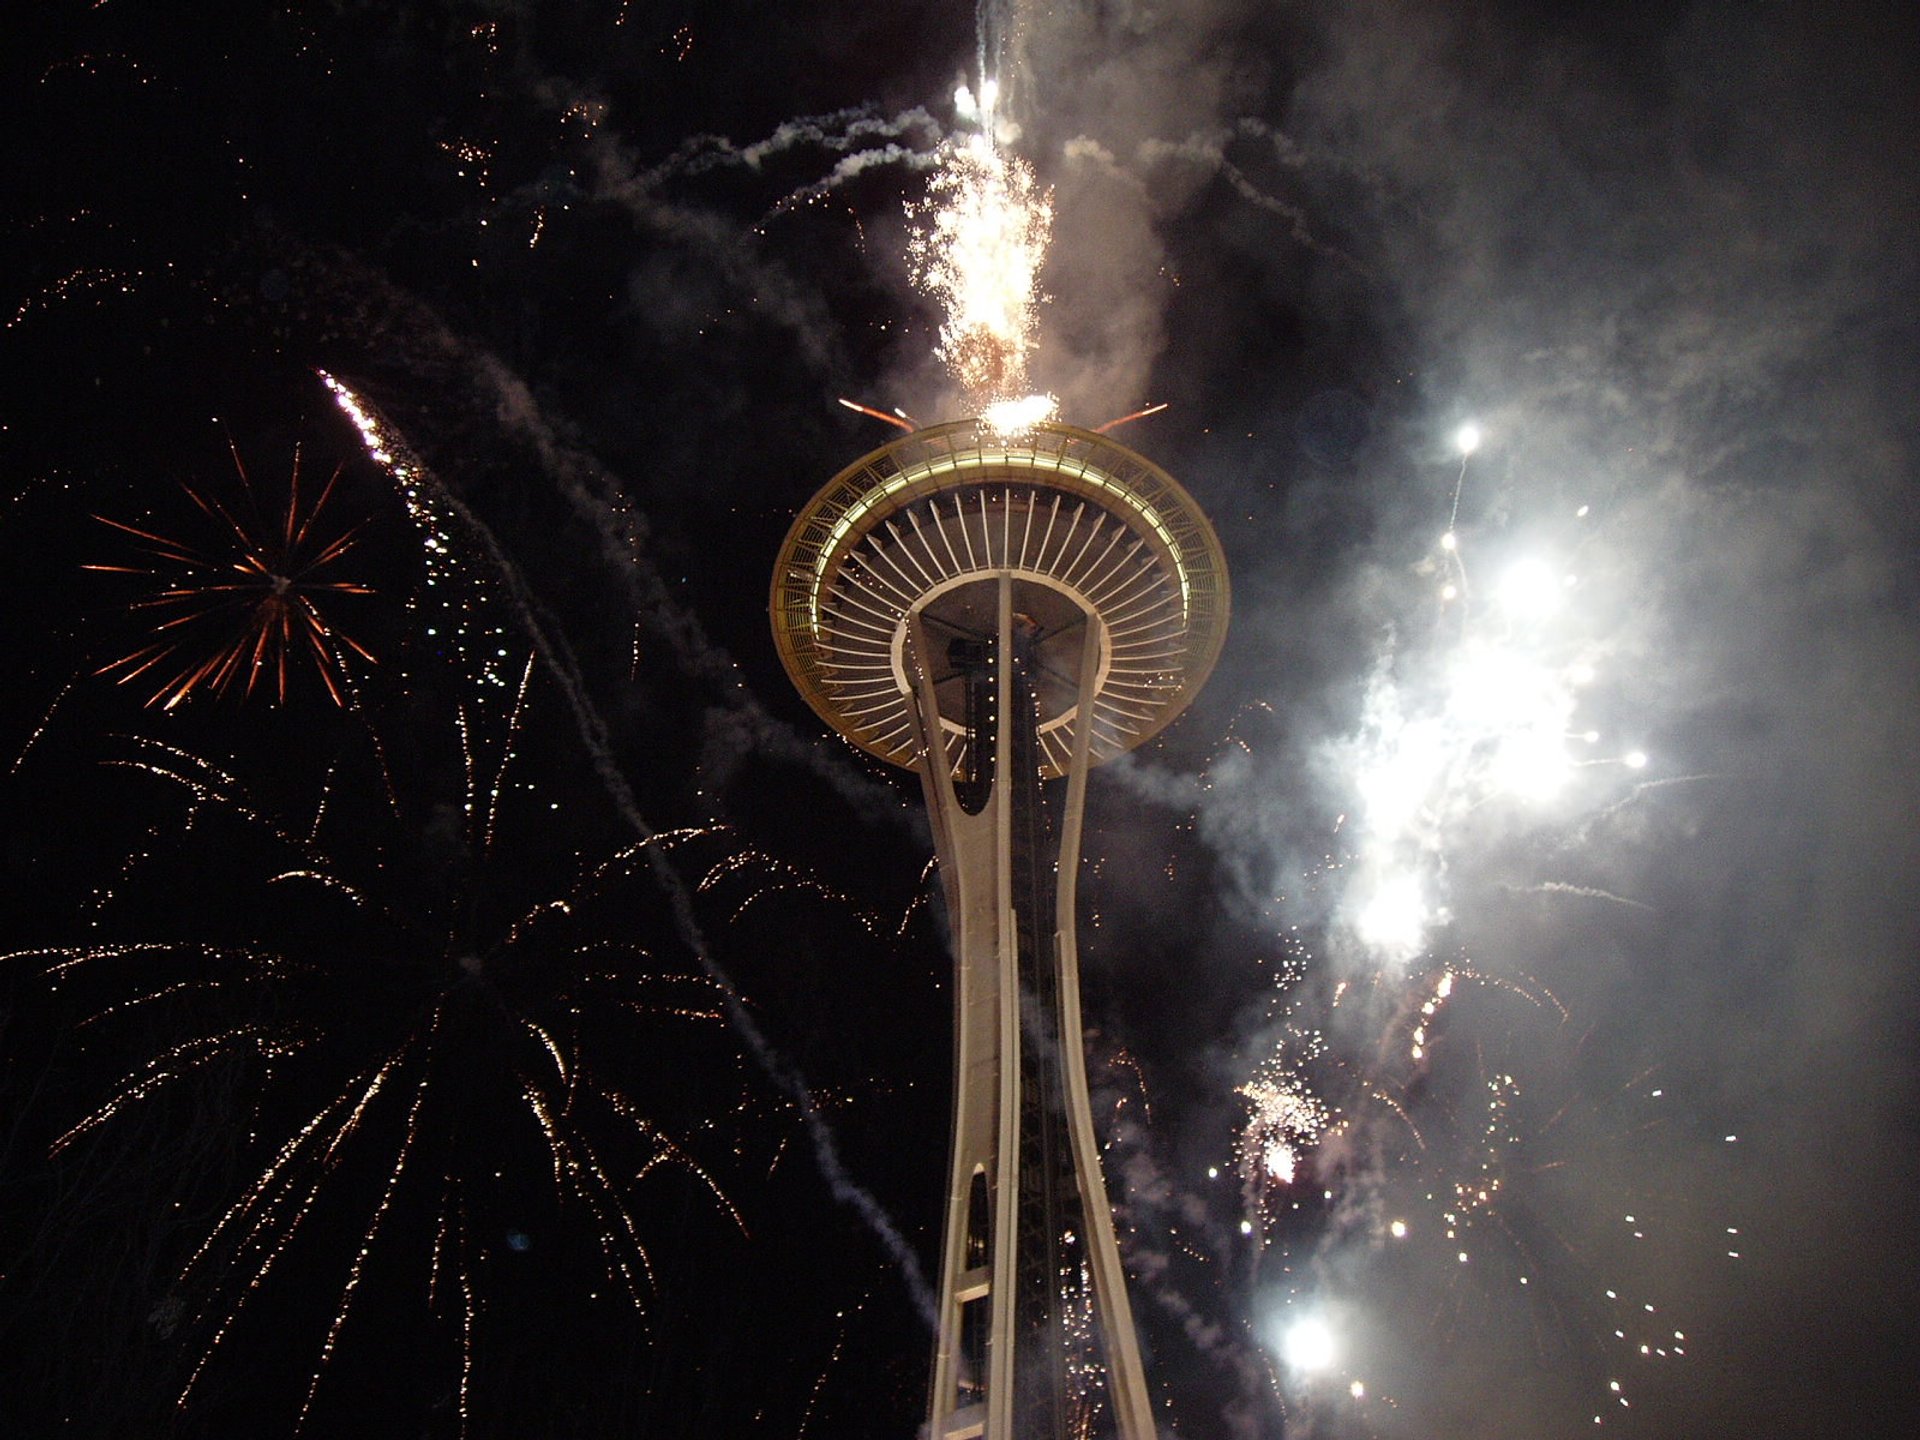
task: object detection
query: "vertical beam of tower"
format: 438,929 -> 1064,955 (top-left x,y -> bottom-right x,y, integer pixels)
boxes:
905,580 -> 1156,1440
1052,616 -> 1158,1440
770,420 -> 1228,1440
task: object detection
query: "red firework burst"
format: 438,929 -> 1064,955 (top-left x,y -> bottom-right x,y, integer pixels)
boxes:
88,440 -> 376,708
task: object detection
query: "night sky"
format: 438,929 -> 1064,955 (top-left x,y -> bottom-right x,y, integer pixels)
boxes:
4,2 -> 1918,1438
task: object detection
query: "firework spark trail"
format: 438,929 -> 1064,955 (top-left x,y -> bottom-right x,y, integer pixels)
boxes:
102,736 -> 405,934
455,1202 -> 477,1438
60,722 -> 752,1417
9,676 -> 78,773
296,1029 -> 439,1432
49,1024 -> 290,1154
794,1304 -> 854,1440
522,1080 -> 654,1305
176,1056 -> 402,1406
697,845 -> 886,935
6,264 -> 148,329
895,856 -> 941,939
325,374 -> 940,1326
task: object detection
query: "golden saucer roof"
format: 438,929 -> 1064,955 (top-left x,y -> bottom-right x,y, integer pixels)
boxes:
770,419 -> 1229,775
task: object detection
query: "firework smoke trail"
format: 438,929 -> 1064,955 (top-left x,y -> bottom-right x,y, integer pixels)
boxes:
288,246 -> 906,824
1096,1050 -> 1276,1440
636,105 -> 942,195
323,374 -> 939,1325
1128,127 -> 1362,273
475,351 -> 923,828
584,103 -> 946,285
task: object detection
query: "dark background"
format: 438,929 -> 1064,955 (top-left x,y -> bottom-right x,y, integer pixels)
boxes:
3,2 -> 1917,1437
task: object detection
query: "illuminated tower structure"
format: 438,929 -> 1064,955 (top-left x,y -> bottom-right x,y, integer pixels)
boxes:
771,419 -> 1228,1440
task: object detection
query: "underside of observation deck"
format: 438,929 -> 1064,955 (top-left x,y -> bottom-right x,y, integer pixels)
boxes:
770,421 -> 1229,779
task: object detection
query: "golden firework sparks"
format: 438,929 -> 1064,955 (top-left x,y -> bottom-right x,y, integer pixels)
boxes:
907,82 -> 1055,423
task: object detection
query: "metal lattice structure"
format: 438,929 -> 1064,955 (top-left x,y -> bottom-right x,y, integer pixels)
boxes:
770,418 -> 1229,1440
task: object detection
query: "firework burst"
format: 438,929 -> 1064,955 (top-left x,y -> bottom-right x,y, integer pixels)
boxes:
87,438 -> 377,710
1207,421 -> 1740,1435
6,651 -> 757,1433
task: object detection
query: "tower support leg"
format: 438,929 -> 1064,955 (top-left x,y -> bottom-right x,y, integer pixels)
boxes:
909,578 -> 1158,1440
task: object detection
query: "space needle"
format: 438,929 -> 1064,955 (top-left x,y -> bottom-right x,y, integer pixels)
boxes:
771,417 -> 1229,1439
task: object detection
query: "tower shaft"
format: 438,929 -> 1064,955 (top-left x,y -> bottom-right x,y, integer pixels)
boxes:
908,575 -> 1157,1440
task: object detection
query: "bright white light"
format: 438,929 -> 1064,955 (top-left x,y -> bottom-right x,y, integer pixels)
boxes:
1455,421 -> 1482,455
1350,1380 -> 1367,1400
1353,873 -> 1427,958
1624,750 -> 1649,770
1282,1317 -> 1337,1372
978,78 -> 999,113
1496,731 -> 1569,800
1497,556 -> 1564,618
980,392 -> 1058,435
1265,1139 -> 1298,1184
1439,530 -> 1458,552
1447,640 -> 1559,733
1389,1219 -> 1408,1239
